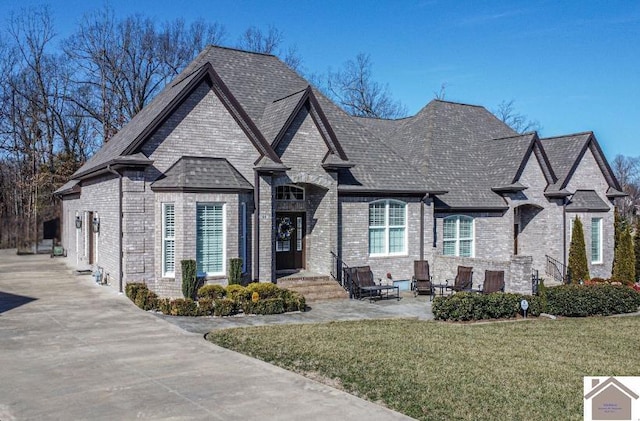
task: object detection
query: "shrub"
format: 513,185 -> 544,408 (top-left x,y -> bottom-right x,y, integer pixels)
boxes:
226,284 -> 250,302
613,225 -> 635,285
135,289 -> 159,311
242,298 -> 285,315
432,292 -> 542,321
170,298 -> 198,316
157,298 -> 172,315
545,284 -> 640,316
214,298 -> 236,316
281,289 -> 306,312
181,259 -> 199,299
197,284 -> 226,300
125,282 -> 148,301
197,298 -> 214,316
568,217 -> 590,283
246,282 -> 281,299
228,258 -> 243,285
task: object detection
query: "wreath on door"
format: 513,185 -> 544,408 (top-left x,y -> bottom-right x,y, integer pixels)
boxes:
277,217 -> 295,240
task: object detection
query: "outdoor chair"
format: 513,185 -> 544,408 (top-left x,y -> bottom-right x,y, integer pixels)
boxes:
412,260 -> 434,300
445,265 -> 473,292
351,266 -> 399,301
481,270 -> 505,294
343,267 -> 359,299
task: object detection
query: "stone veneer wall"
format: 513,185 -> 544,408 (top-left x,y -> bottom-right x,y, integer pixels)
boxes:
433,254 -> 534,295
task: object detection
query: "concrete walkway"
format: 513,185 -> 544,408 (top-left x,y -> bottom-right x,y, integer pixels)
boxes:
160,291 -> 433,334
0,250 -> 413,421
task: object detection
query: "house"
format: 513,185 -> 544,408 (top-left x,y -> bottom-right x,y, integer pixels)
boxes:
584,377 -> 639,420
54,46 -> 624,297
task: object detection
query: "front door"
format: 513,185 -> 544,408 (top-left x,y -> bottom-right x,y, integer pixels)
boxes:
275,212 -> 305,271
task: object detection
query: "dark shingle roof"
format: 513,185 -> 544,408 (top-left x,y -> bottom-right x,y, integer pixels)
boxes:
539,133 -> 591,191
566,190 -> 610,212
68,46 -> 618,207
151,157 -> 253,191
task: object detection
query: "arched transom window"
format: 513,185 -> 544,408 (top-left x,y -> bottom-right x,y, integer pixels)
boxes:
276,185 -> 305,201
369,200 -> 406,256
443,215 -> 474,257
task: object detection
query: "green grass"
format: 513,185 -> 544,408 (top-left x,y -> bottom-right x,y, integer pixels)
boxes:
207,317 -> 640,421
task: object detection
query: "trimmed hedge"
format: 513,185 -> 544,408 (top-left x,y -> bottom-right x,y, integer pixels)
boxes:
125,281 -> 306,317
433,292 -> 541,321
433,284 -> 640,321
242,297 -> 285,315
197,284 -> 226,300
544,284 -> 640,316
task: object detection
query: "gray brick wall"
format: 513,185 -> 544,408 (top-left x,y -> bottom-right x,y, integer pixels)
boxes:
60,174 -> 120,287
339,196 -> 423,282
564,147 -> 614,279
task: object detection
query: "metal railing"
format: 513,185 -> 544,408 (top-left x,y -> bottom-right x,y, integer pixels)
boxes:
330,251 -> 355,298
545,255 -> 571,284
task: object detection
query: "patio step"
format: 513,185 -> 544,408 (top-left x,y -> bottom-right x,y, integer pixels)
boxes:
277,276 -> 349,302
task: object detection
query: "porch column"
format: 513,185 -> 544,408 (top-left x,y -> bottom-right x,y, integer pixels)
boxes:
256,173 -> 275,282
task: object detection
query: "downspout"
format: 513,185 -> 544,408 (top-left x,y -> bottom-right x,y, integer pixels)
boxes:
107,165 -> 123,293
419,195 -> 426,260
562,196 -> 567,276
253,170 -> 260,282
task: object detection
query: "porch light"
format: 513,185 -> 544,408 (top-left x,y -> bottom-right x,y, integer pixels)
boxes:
75,215 -> 82,229
92,214 -> 100,233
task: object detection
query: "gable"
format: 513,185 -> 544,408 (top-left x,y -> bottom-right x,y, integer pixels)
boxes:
515,149 -> 550,204
565,145 -> 610,194
140,80 -> 260,183
275,106 -> 329,174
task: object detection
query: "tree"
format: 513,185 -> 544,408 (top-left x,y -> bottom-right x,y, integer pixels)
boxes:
236,25 -> 302,71
612,225 -> 635,284
635,220 -> 640,282
568,217 -> 590,283
494,100 -> 541,134
611,154 -> 640,223
324,53 -> 407,119
63,7 -> 226,143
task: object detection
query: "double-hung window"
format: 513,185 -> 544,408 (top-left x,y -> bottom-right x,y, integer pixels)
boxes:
591,217 -> 602,264
162,203 -> 175,277
196,203 -> 225,276
443,215 -> 474,257
368,200 -> 406,256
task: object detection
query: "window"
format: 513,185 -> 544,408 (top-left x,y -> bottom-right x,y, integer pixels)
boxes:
196,203 -> 225,276
368,200 -> 406,256
162,203 -> 175,277
591,217 -> 602,264
443,215 -> 474,257
275,185 -> 304,201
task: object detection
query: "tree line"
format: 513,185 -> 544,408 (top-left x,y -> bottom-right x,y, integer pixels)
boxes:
1,5 -> 638,259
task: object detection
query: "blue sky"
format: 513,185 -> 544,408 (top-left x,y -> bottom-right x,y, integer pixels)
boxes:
5,0 -> 640,160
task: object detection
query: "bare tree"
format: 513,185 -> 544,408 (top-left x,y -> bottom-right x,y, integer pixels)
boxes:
494,99 -> 541,134
64,7 -> 226,143
324,53 -> 407,119
434,83 -> 448,100
236,25 -> 302,71
612,154 -> 640,222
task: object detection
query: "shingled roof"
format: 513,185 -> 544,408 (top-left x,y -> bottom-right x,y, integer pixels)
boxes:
566,190 -> 611,212
151,157 -> 253,192
66,45 -> 621,206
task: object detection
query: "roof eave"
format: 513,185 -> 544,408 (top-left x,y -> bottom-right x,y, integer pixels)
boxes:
150,186 -> 254,193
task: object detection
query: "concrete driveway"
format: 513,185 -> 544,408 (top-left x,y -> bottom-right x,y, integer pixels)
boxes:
0,250 -> 412,420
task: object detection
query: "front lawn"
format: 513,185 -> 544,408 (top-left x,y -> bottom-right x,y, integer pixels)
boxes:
207,317 -> 640,421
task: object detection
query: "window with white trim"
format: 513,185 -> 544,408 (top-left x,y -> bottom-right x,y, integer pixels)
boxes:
162,203 -> 175,277
591,217 -> 603,264
368,200 -> 406,256
196,203 -> 225,276
443,215 -> 474,257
